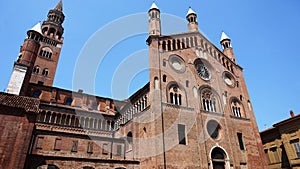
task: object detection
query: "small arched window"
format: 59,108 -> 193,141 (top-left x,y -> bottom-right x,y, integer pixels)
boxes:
33,66 -> 40,74
39,47 -> 53,59
42,68 -> 49,76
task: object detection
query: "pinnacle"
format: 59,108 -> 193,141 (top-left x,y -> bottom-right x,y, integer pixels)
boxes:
220,31 -> 231,42
29,22 -> 42,35
187,7 -> 196,16
54,0 -> 63,12
150,2 -> 159,11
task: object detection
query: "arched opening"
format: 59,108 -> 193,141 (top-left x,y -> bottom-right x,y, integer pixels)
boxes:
33,65 -> 40,74
127,132 -> 133,145
211,147 -> 227,169
42,68 -> 49,77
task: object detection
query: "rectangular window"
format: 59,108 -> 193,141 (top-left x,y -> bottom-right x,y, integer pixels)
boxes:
293,142 -> 300,158
87,142 -> 93,154
237,133 -> 245,150
116,145 -> 122,156
36,137 -> 44,149
71,140 -> 78,152
102,143 -> 108,155
54,138 -> 62,150
178,124 -> 186,145
270,147 -> 279,162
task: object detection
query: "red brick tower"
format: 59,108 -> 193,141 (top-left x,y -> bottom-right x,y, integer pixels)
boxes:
6,23 -> 43,95
29,0 -> 65,86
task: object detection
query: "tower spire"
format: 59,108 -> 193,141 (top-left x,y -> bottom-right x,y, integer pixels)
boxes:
186,7 -> 198,32
148,2 -> 161,36
54,0 -> 63,12
220,31 -> 236,63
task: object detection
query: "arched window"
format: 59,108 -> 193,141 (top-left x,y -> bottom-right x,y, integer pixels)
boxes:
42,68 -> 49,76
200,88 -> 221,113
39,47 -> 53,59
33,90 -> 41,98
168,85 -> 185,106
33,66 -> 40,74
231,98 -> 245,118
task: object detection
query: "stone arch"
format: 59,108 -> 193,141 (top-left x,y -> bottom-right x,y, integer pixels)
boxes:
209,146 -> 230,169
166,81 -> 187,106
38,111 -> 46,122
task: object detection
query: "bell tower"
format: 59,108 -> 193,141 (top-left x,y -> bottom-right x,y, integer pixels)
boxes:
148,2 -> 161,36
6,23 -> 42,95
220,31 -> 236,63
186,7 -> 198,32
29,0 -> 65,86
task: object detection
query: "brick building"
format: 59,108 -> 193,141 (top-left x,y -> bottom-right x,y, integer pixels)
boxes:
1,1 -> 268,169
260,111 -> 300,169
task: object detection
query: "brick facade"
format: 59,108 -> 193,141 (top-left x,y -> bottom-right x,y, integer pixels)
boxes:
1,1 -> 269,169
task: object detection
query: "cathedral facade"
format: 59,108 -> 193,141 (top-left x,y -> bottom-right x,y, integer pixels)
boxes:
1,1 -> 268,169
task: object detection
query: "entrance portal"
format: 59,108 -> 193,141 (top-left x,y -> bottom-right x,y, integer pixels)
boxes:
211,147 -> 226,169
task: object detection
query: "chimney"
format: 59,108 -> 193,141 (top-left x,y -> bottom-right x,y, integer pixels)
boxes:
290,110 -> 295,118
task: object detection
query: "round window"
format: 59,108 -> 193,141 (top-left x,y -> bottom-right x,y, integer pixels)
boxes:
207,120 -> 221,139
223,72 -> 235,87
169,55 -> 186,73
196,63 -> 211,81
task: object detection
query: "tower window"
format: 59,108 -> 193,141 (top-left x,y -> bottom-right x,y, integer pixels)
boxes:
39,47 -> 53,59
178,124 -> 186,145
42,68 -> 49,76
237,133 -> 245,150
163,75 -> 167,82
33,66 -> 40,74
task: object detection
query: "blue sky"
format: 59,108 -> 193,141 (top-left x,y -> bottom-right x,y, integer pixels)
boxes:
0,0 -> 300,131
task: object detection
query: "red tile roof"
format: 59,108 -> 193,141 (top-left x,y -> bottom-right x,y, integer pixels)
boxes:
0,92 -> 39,113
